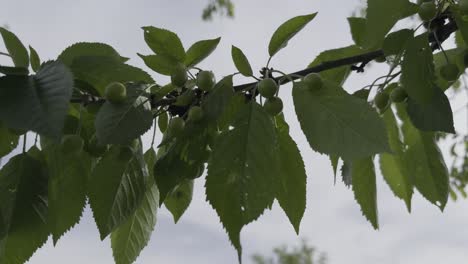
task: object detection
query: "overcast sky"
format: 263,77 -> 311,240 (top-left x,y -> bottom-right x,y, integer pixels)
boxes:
1,0 -> 468,263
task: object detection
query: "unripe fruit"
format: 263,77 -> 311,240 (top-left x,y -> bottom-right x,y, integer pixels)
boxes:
149,84 -> 161,94
460,0 -> 468,15
257,78 -> 278,98
168,117 -> 185,136
171,65 -> 188,87
303,73 -> 323,91
390,86 -> 408,103
374,92 -> 390,110
196,71 -> 216,91
105,82 -> 127,104
86,137 -> 108,157
188,106 -> 204,122
61,135 -> 84,153
174,89 -> 196,106
187,164 -> 205,180
118,146 -> 134,162
263,97 -> 283,116
440,63 -> 460,81
418,2 -> 437,21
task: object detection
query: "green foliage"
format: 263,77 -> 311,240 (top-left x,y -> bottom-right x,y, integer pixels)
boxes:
110,149 -> 159,264
164,179 -> 194,223
88,144 -> 148,239
0,2 -> 467,263
206,101 -> 280,258
0,27 -> 29,68
231,45 -> 253,76
252,240 -> 327,264
292,81 -> 390,160
350,158 -> 379,229
185,37 -> 221,67
268,13 -> 317,57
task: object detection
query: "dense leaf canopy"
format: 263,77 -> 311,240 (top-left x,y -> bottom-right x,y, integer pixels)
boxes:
0,0 -> 467,263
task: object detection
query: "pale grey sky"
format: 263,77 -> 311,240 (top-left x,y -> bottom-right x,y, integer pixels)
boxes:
1,0 -> 468,264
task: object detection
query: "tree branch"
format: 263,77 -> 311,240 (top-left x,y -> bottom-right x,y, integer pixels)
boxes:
233,19 -> 458,92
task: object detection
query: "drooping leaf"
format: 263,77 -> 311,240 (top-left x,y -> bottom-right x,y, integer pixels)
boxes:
88,145 -> 147,239
453,9 -> 468,48
142,26 -> 186,62
29,46 -> 41,72
0,153 -> 49,264
350,157 -> 379,229
341,162 -> 352,187
0,122 -> 19,158
0,27 -> 29,68
406,85 -> 455,133
95,83 -> 153,145
330,155 -> 339,184
138,53 -> 180,76
206,101 -> 279,258
44,143 -> 92,244
382,29 -> 413,56
347,17 -> 367,47
397,106 -> 449,210
268,13 -> 317,57
274,115 -> 306,234
364,0 -> 410,49
0,61 -> 74,139
379,109 -> 413,211
202,75 -> 235,123
70,55 -> 153,95
58,42 -> 128,66
307,45 -> 363,85
110,149 -> 159,264
164,180 -> 194,223
184,37 -> 221,67
401,33 -> 436,104
231,46 -> 253,77
292,81 -> 390,161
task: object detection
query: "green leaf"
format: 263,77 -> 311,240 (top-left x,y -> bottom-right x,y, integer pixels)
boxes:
138,53 -> 180,76
292,81 -> 390,160
347,17 -> 367,47
406,86 -> 455,133
0,122 -> 19,158
0,27 -> 29,67
110,149 -> 159,264
350,157 -> 379,229
95,83 -> 153,145
330,155 -> 339,183
206,101 -> 279,258
202,75 -> 235,123
164,180 -> 194,223
88,145 -> 147,239
274,115 -> 306,234
0,61 -> 74,139
70,56 -> 153,96
184,37 -> 221,67
398,106 -> 449,210
58,42 -> 128,66
364,0 -> 410,49
0,66 -> 28,75
379,109 -> 413,211
29,46 -> 41,72
382,29 -> 413,56
231,46 -> 253,77
0,153 -> 49,264
142,26 -> 186,62
401,33 -> 436,104
307,45 -> 363,85
268,13 -> 317,57
453,9 -> 468,47
44,144 -> 92,244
